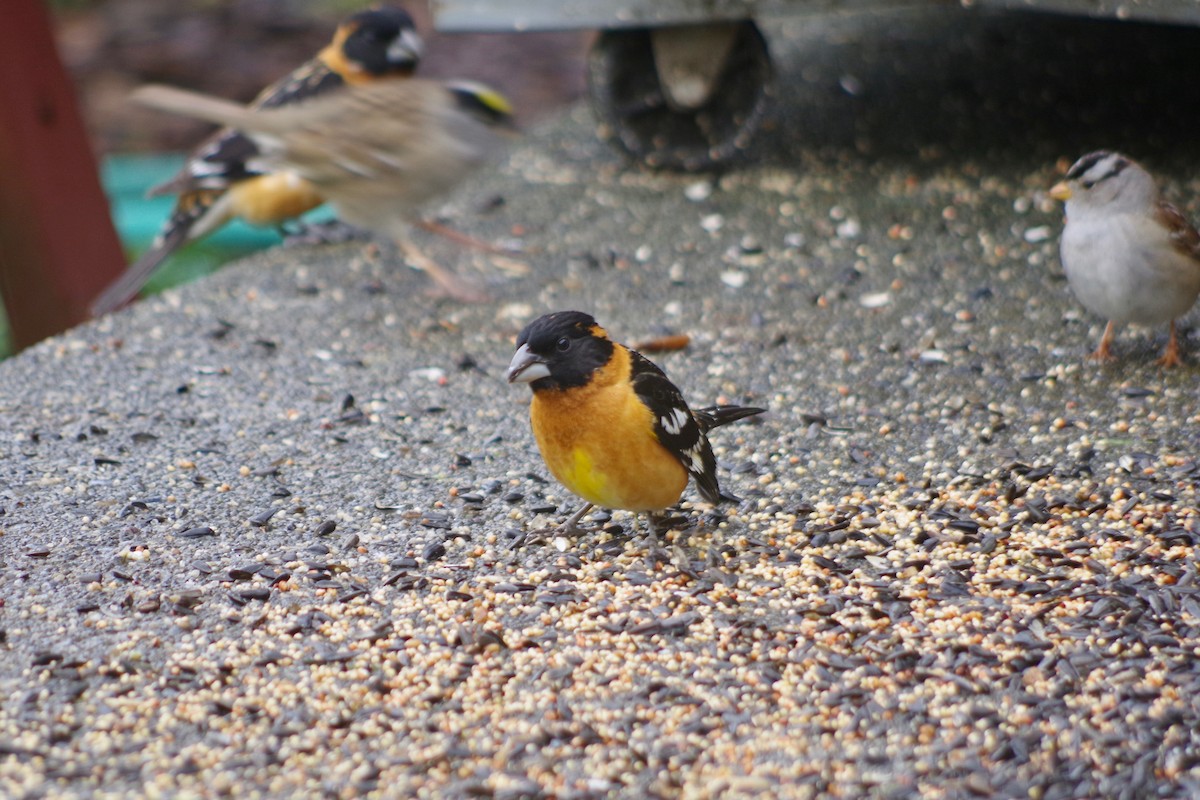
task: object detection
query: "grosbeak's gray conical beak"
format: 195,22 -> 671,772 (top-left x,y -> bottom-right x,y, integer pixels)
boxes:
506,344 -> 551,384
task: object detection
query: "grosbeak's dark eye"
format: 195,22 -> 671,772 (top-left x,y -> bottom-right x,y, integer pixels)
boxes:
1081,180 -> 1095,190
556,337 -> 571,352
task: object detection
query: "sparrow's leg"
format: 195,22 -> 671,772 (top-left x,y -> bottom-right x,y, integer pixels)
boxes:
1089,321 -> 1118,362
398,238 -> 490,303
415,219 -> 517,255
1158,320 -> 1185,368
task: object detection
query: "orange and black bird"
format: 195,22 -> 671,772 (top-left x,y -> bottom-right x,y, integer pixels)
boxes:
91,6 -> 423,316
506,311 -> 765,535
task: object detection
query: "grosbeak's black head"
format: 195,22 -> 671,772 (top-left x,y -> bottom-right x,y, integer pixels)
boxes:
506,311 -> 615,391
341,7 -> 423,76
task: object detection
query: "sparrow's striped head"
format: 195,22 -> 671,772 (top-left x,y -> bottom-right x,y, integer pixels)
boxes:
1050,150 -> 1155,212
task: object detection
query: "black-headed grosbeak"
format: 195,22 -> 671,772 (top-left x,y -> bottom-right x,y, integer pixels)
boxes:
506,311 -> 765,534
124,77 -> 514,302
91,6 -> 423,316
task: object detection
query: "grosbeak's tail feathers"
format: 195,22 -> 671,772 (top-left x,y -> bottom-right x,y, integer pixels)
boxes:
694,405 -> 766,433
694,404 -> 764,506
718,489 -> 744,505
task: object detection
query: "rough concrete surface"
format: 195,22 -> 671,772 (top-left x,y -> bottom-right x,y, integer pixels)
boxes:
4,8 -> 1200,799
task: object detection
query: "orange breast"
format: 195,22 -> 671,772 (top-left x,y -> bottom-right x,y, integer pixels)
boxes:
530,356 -> 687,512
227,172 -> 325,226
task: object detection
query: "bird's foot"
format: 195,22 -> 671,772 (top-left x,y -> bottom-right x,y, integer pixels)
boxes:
509,504 -> 595,550
1158,321 -> 1186,368
1157,346 -> 1185,368
420,271 -> 491,303
647,512 -> 689,544
555,503 -> 597,538
1088,322 -> 1118,363
638,512 -> 691,557
402,242 -> 491,303
415,218 -> 521,255
507,528 -> 545,550
280,220 -> 370,247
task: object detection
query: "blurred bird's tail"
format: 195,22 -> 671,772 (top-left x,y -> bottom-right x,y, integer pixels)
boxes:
90,230 -> 183,317
90,188 -> 230,316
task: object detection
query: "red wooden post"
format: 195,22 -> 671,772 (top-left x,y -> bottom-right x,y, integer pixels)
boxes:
0,0 -> 126,350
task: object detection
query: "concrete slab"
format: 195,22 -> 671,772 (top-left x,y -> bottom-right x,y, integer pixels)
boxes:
3,8 -> 1200,798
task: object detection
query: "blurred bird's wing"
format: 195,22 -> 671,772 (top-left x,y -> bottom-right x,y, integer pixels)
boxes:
132,83 -> 437,179
146,59 -> 344,197
132,85 -> 294,143
132,81 -> 503,234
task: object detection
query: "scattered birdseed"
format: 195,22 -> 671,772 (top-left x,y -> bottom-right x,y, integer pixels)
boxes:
3,10 -> 1200,800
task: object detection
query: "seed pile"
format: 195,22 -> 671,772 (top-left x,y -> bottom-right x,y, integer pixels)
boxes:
5,8 -> 1200,799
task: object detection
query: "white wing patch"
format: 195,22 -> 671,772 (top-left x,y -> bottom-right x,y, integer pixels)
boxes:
684,445 -> 705,474
660,407 -> 690,436
191,160 -> 225,179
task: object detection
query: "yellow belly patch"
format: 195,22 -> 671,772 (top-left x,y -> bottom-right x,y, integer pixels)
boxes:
541,439 -> 684,511
530,370 -> 689,512
560,447 -> 610,507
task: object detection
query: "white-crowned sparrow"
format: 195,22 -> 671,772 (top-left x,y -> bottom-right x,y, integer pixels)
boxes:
91,6 -> 424,316
1050,150 -> 1200,367
125,77 -> 514,303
